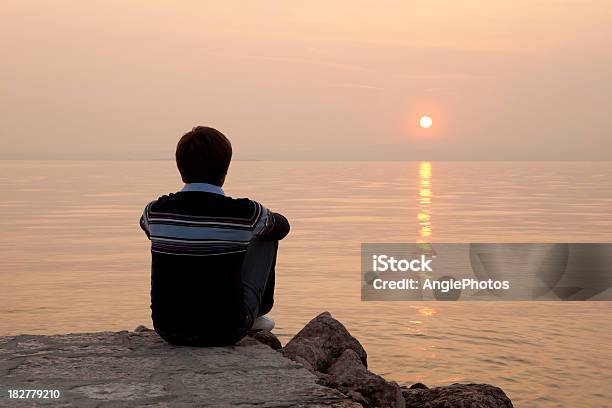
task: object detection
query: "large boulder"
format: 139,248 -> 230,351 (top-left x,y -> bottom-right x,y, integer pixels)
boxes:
283,312 -> 367,372
0,329 -> 362,407
325,349 -> 405,408
283,312 -> 404,408
402,383 -> 514,408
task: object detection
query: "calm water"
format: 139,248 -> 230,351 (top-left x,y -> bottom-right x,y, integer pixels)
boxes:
1,160 -> 612,407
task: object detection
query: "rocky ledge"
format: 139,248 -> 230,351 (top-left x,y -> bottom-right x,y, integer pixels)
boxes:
0,312 -> 513,407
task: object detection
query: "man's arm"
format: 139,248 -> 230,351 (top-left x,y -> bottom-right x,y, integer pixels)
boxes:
139,201 -> 155,239
257,211 -> 290,241
251,200 -> 290,241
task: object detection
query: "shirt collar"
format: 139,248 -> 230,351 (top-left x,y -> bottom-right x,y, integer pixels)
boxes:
181,183 -> 225,196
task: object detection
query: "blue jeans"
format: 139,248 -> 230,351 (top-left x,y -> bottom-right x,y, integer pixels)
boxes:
240,238 -> 278,329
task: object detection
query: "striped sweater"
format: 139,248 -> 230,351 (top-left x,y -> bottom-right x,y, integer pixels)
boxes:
140,190 -> 289,344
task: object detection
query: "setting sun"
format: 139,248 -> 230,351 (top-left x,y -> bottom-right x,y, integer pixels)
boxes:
419,116 -> 433,129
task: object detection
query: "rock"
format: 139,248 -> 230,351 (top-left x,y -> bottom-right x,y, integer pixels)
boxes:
402,383 -> 514,408
324,349 -> 405,408
291,355 -> 316,372
0,313 -> 514,408
282,312 -> 403,408
250,330 -> 282,350
283,311 -> 367,372
0,331 -> 358,407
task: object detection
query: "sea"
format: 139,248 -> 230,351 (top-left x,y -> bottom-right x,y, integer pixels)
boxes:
1,160 -> 611,407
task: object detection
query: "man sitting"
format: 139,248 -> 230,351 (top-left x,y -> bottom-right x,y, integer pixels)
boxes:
140,126 -> 290,346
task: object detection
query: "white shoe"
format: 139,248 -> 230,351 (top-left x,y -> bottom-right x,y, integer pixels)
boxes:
251,315 -> 275,332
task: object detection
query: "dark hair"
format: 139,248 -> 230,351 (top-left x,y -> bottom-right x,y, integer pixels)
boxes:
176,126 -> 232,185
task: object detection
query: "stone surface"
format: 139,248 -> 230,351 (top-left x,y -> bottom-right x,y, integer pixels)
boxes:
282,312 -> 404,408
402,383 -> 514,408
0,315 -> 514,408
0,329 -> 360,407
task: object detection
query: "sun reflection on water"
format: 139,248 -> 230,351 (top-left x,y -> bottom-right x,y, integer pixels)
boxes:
418,161 -> 433,244
417,162 -> 437,315
418,306 -> 437,316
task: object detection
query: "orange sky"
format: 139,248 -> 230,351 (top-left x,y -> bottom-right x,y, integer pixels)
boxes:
1,1 -> 611,159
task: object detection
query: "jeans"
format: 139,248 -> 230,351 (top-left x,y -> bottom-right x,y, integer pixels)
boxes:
240,238 -> 278,329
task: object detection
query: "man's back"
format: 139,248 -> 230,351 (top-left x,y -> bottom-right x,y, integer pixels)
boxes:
140,187 -> 289,345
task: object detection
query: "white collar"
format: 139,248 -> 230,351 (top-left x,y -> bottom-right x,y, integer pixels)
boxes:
180,183 -> 225,196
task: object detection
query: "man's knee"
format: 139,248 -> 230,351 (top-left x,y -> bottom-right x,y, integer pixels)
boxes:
247,238 -> 278,253
243,239 -> 278,266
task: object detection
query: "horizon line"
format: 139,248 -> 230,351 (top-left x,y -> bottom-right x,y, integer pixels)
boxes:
1,158 -> 611,162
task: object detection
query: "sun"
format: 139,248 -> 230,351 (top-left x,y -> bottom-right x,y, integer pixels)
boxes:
419,115 -> 433,129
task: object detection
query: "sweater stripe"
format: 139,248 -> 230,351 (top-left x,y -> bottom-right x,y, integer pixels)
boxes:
143,198 -> 269,256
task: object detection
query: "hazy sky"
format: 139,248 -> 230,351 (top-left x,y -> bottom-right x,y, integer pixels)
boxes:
1,1 -> 611,160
